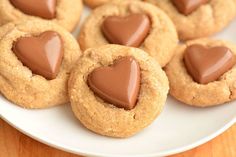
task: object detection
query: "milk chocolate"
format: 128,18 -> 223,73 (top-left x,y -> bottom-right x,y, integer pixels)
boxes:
184,44 -> 235,84
171,0 -> 209,15
102,13 -> 150,47
13,31 -> 63,80
10,0 -> 56,19
88,56 -> 141,110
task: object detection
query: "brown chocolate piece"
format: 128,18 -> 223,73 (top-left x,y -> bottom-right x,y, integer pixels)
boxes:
10,0 -> 56,19
88,56 -> 141,110
13,31 -> 64,80
184,44 -> 235,84
171,0 -> 209,15
101,13 -> 150,47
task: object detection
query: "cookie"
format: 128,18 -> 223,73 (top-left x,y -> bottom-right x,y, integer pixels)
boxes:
78,0 -> 178,67
165,38 -> 236,107
145,0 -> 236,40
0,0 -> 83,32
0,20 -> 81,108
68,44 -> 169,137
83,0 -> 109,8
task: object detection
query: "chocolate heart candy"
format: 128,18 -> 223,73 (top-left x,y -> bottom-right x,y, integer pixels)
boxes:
101,13 -> 150,47
10,0 -> 56,19
88,56 -> 141,110
171,0 -> 209,15
13,31 -> 64,80
184,44 -> 235,84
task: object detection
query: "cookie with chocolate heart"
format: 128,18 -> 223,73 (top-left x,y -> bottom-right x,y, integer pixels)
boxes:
145,0 -> 236,40
78,0 -> 178,67
165,38 -> 236,107
0,20 -> 81,108
0,0 -> 83,31
68,44 -> 169,138
84,0 -> 109,8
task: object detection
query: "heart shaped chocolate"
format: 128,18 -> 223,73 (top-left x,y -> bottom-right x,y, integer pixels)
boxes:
13,31 -> 64,80
171,0 -> 209,15
184,44 -> 235,84
88,56 -> 141,110
10,0 -> 56,19
101,13 -> 150,47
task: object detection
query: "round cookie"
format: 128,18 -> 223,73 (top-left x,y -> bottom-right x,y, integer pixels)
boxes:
165,38 -> 236,107
84,0 -> 109,8
0,0 -> 83,32
146,0 -> 236,40
0,20 -> 81,108
78,0 -> 178,67
68,44 -> 169,138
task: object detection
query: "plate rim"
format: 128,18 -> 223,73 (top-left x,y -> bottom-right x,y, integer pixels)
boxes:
1,113 -> 235,157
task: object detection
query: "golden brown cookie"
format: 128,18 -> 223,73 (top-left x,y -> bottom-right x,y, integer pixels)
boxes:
83,0 -> 109,8
0,20 -> 81,108
68,44 -> 169,138
0,0 -> 83,32
165,38 -> 236,107
78,0 -> 178,67
146,0 -> 236,40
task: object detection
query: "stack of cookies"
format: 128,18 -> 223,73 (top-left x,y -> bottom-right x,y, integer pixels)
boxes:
0,0 -> 236,138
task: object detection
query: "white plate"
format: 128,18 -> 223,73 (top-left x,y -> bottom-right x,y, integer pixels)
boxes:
1,7 -> 236,157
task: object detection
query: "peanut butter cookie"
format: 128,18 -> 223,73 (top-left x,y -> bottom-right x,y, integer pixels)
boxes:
165,38 -> 236,107
0,20 -> 81,108
0,0 -> 83,32
146,0 -> 236,40
68,44 -> 169,137
78,0 -> 178,67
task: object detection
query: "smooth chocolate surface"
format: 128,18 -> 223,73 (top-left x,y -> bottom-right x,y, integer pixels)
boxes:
171,0 -> 209,15
10,0 -> 56,19
184,44 -> 235,84
88,56 -> 141,110
102,13 -> 150,47
13,31 -> 64,80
